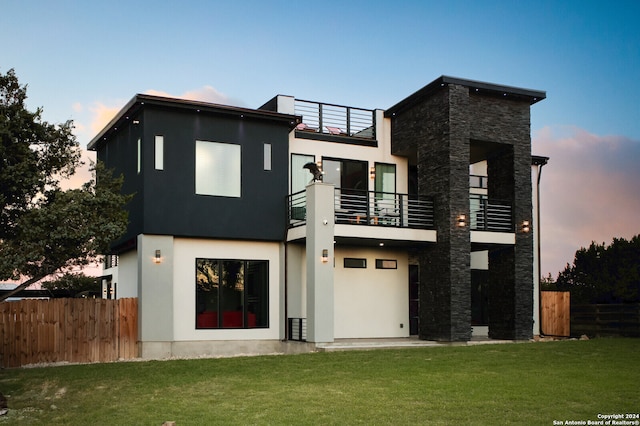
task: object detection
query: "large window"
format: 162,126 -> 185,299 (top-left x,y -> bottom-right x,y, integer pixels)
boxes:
195,259 -> 269,329
195,140 -> 241,197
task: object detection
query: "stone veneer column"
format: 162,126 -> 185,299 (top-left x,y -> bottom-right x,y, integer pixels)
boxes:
487,141 -> 534,340
417,84 -> 472,341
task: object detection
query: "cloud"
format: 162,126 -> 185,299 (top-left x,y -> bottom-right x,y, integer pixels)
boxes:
74,85 -> 242,146
145,85 -> 246,107
65,85 -> 243,191
89,102 -> 122,135
533,126 -> 640,277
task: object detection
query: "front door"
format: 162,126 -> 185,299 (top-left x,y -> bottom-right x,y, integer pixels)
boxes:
409,265 -> 419,335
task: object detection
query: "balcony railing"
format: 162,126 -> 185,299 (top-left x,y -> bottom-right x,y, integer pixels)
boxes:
470,174 -> 488,189
470,194 -> 513,232
289,191 -> 512,233
294,99 -> 375,139
287,189 -> 434,229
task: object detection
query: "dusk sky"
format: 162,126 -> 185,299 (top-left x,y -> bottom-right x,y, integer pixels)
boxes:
2,0 -> 639,278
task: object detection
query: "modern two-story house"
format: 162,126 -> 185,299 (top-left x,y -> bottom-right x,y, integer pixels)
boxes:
89,76 -> 547,359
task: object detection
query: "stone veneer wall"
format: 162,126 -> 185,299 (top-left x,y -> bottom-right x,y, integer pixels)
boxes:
479,97 -> 534,340
394,84 -> 472,341
391,83 -> 535,341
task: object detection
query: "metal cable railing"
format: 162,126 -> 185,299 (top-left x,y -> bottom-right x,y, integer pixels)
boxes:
294,99 -> 375,139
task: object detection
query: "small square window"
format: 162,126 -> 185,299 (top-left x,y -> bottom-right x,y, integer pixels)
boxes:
344,258 -> 367,268
375,259 -> 397,269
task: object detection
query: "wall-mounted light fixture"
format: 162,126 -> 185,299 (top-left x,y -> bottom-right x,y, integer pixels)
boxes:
522,220 -> 531,233
370,167 -> 376,179
457,214 -> 466,227
154,249 -> 162,264
321,249 -> 329,263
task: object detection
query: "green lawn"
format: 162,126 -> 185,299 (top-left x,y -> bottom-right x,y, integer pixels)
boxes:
1,338 -> 638,425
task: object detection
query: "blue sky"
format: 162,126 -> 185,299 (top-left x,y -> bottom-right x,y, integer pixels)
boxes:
2,0 -> 639,277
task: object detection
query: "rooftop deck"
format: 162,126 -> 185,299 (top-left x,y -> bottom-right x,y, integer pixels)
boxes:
294,99 -> 377,145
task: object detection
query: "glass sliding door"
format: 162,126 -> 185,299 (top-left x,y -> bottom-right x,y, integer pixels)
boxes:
324,158 -> 368,221
291,154 -> 315,193
375,163 -> 397,224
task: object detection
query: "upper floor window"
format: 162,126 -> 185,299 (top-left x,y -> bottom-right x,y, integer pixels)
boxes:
264,143 -> 272,171
137,138 -> 141,174
155,136 -> 164,170
322,158 -> 368,192
374,163 -> 396,195
195,140 -> 241,197
291,154 -> 315,193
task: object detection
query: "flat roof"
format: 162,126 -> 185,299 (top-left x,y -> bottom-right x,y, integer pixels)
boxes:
386,75 -> 546,117
88,94 -> 300,150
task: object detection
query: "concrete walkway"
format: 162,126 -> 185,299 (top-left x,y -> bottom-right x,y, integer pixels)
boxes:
314,336 -> 519,352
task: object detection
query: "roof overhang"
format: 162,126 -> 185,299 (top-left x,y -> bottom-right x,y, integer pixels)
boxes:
88,94 -> 301,151
385,75 -> 546,117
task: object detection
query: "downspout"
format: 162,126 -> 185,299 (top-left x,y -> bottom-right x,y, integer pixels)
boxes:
537,160 -> 544,303
283,197 -> 289,342
535,157 -> 565,337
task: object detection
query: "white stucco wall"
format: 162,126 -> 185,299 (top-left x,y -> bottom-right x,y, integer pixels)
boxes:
286,244 -> 306,318
289,113 -> 408,195
334,247 -> 410,338
116,249 -> 138,298
287,244 -> 411,339
171,238 -> 283,342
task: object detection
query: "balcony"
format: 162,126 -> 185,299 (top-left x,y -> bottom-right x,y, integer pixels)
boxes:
287,189 -> 512,246
288,189 -> 434,230
470,194 -> 513,232
294,100 -> 376,146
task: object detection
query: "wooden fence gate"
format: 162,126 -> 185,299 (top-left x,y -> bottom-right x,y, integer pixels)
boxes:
0,298 -> 138,368
540,291 -> 571,337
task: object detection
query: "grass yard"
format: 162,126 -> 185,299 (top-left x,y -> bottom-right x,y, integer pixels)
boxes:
0,338 -> 638,425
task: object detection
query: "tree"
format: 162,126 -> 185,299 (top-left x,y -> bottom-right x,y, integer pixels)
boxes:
0,68 -> 130,301
556,236 -> 640,304
42,272 -> 100,295
540,272 -> 557,291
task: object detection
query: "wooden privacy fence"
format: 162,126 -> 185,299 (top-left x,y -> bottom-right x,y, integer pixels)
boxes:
0,298 -> 138,368
571,303 -> 640,337
540,291 -> 571,337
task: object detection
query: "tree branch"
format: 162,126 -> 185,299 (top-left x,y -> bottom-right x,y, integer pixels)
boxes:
0,273 -> 48,302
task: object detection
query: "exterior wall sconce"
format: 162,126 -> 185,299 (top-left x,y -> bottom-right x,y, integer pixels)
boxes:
321,249 -> 329,263
154,249 -> 162,264
457,214 -> 466,227
522,220 -> 531,233
370,167 -> 376,179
